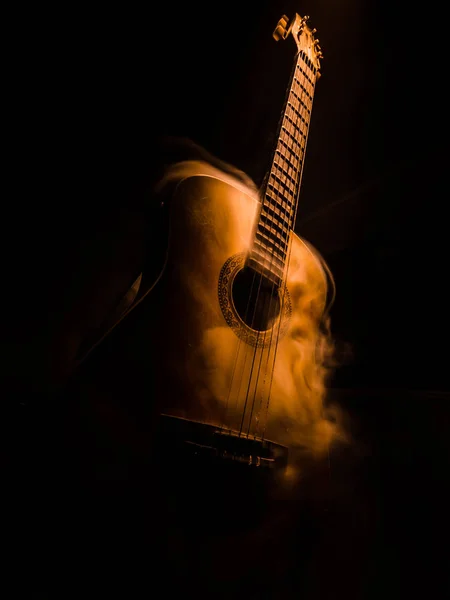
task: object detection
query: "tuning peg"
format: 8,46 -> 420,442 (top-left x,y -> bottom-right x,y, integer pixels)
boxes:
273,14 -> 291,41
311,28 -> 317,34
314,38 -> 321,46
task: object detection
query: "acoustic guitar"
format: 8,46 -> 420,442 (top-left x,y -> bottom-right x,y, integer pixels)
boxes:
77,13 -> 338,472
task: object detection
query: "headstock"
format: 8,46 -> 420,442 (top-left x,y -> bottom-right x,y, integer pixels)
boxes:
273,14 -> 323,74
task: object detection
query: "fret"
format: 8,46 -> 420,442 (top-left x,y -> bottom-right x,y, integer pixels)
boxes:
256,228 -> 289,255
280,126 -> 304,153
257,220 -> 290,243
277,136 -> 304,159
261,205 -> 291,229
273,160 -> 298,187
264,193 -> 294,222
262,202 -> 293,224
274,155 -> 301,187
253,238 -> 286,263
266,189 -> 295,213
286,101 -> 308,126
258,215 -> 289,243
287,99 -> 308,119
247,258 -> 283,286
251,256 -> 285,284
293,77 -> 313,100
297,78 -> 314,99
281,116 -> 304,136
294,69 -> 314,97
298,52 -> 317,76
248,250 -> 285,273
278,136 -> 304,164
268,172 -> 296,196
283,112 -> 307,139
267,180 -> 296,203
298,52 -> 317,75
275,147 -> 300,170
251,247 -> 286,271
296,64 -> 315,87
280,124 -> 305,149
288,94 -> 309,117
289,88 -> 311,114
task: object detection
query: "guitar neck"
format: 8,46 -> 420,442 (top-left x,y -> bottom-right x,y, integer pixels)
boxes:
248,15 -> 322,287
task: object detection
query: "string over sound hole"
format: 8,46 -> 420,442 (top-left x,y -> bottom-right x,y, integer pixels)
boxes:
232,267 -> 281,332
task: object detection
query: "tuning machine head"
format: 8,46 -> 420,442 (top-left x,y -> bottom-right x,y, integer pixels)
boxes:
273,14 -> 292,41
313,37 -> 323,59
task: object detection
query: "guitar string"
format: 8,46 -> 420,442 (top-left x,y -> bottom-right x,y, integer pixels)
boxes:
257,55 -> 314,441
236,49 -> 304,438
251,49 -> 316,443
217,227 -> 266,437
217,259 -> 262,436
243,49 -> 310,438
216,157 -> 270,434
261,52 -> 318,443
246,48 -> 315,441
238,47 -> 312,439
219,37 -> 318,446
219,54 -> 302,438
261,53 -> 317,442
227,178 -> 283,437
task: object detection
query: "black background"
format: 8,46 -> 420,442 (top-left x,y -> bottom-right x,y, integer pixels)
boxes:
2,1 -> 449,596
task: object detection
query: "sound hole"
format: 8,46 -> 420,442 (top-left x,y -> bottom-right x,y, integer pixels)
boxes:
232,267 -> 281,331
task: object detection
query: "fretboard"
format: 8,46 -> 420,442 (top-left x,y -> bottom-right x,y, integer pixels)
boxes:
248,50 -> 318,286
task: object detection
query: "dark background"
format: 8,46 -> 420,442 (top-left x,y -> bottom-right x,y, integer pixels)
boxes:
2,0 -> 449,596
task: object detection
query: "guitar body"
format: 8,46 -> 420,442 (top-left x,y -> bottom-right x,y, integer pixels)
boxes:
144,162 -> 333,453
60,161 -> 340,595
